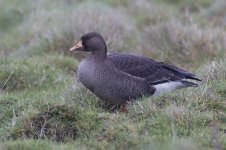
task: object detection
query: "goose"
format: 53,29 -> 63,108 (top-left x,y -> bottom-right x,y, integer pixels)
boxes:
70,32 -> 201,111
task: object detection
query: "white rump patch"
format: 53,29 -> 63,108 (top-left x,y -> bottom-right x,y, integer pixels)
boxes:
153,81 -> 185,96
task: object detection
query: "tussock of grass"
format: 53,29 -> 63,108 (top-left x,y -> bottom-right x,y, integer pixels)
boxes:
0,58 -> 66,92
142,20 -> 226,67
201,59 -> 226,81
0,0 -> 28,33
8,2 -> 135,57
10,105 -> 102,142
120,0 -> 176,28
45,55 -> 79,75
158,0 -> 213,12
202,0 -> 226,26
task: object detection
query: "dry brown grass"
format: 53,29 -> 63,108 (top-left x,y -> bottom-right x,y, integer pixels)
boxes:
140,20 -> 226,68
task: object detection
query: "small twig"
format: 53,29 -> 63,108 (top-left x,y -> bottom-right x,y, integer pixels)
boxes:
0,71 -> 14,93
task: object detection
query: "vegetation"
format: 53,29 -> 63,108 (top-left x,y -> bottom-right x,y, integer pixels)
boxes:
0,0 -> 225,149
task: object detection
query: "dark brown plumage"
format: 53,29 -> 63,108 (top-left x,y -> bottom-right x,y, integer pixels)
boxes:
108,53 -> 201,85
70,32 -> 201,105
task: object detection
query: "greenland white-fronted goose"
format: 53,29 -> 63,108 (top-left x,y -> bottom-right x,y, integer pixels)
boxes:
70,32 -> 201,110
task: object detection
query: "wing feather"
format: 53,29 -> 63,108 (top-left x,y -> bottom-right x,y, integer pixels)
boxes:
107,53 -> 201,85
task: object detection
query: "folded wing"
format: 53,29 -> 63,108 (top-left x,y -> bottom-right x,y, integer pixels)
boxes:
107,53 -> 201,85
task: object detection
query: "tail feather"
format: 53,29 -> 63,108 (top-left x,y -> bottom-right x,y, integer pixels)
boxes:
180,80 -> 199,87
161,62 -> 202,82
153,80 -> 199,96
185,76 -> 201,81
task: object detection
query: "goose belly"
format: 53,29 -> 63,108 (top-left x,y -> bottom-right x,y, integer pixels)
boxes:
77,59 -> 96,91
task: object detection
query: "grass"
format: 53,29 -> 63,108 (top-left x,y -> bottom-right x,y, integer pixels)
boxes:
0,0 -> 226,149
0,57 -> 68,91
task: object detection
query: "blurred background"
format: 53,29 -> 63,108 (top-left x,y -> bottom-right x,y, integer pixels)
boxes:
0,0 -> 226,149
0,0 -> 226,68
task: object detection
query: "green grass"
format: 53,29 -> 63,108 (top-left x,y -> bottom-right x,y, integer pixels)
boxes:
0,57 -> 69,91
0,0 -> 226,149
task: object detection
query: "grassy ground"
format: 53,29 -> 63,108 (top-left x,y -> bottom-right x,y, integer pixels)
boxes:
0,0 -> 226,149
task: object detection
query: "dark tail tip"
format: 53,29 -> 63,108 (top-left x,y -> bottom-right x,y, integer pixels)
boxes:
186,76 -> 202,81
180,80 -> 199,87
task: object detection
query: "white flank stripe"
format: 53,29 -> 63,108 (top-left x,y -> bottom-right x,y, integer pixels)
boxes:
153,81 -> 185,96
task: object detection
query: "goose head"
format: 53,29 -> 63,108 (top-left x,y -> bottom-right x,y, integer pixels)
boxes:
70,32 -> 107,54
